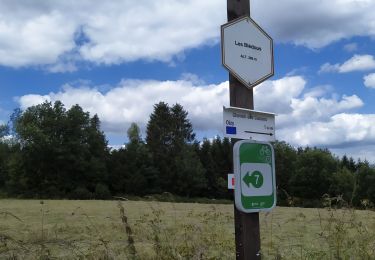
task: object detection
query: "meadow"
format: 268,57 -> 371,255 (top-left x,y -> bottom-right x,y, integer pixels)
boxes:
0,199 -> 374,259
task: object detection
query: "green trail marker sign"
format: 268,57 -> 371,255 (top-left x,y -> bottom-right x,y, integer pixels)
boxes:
234,140 -> 276,213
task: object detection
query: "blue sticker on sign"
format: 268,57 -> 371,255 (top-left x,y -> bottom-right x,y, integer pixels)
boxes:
226,126 -> 237,135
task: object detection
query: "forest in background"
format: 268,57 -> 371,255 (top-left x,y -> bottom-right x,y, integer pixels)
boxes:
0,101 -> 374,208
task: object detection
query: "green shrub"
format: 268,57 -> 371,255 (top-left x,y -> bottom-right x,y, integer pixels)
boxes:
69,187 -> 93,200
95,183 -> 111,199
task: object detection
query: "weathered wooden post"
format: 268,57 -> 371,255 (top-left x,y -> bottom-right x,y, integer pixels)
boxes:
222,0 -> 275,259
227,1 -> 260,259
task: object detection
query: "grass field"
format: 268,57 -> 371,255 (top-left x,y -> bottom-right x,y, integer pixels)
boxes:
0,199 -> 374,259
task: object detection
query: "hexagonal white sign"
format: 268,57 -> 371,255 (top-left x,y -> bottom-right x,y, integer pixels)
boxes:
221,16 -> 274,89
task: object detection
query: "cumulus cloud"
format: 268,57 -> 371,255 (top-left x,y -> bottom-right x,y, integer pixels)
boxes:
18,75 -> 374,156
78,1 -> 225,64
0,6 -> 77,67
1,0 -> 375,69
364,73 -> 375,88
0,0 -> 225,68
256,78 -> 370,149
267,86 -> 375,159
332,145 -> 375,164
254,76 -> 305,114
303,85 -> 334,98
18,78 -> 229,134
320,55 -> 375,73
253,77 -> 363,128
343,43 -> 358,52
46,62 -> 78,73
319,63 -> 341,74
285,113 -> 375,147
17,94 -> 51,107
252,0 -> 375,49
339,55 -> 375,72
288,95 -> 363,125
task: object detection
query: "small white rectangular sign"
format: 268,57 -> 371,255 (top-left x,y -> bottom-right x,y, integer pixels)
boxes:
228,174 -> 235,190
223,106 -> 275,141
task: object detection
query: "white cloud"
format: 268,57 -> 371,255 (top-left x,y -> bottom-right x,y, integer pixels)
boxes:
320,55 -> 375,73
259,78 -> 370,151
17,94 -> 51,107
0,8 -> 77,67
252,0 -> 375,49
332,145 -> 375,164
285,113 -> 375,147
364,73 -> 375,88
254,76 -> 306,114
78,1 -> 225,65
2,1 -> 375,69
18,75 -> 374,162
343,43 -> 358,52
253,77 -> 363,128
303,85 -> 333,98
339,55 -> 375,72
319,63 -> 341,73
288,95 -> 363,124
0,0 -> 225,68
18,79 -> 229,134
46,62 -> 77,73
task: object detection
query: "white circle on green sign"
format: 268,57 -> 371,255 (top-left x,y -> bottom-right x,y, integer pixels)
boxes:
233,140 -> 276,213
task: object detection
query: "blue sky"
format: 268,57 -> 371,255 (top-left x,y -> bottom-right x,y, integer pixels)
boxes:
0,0 -> 375,162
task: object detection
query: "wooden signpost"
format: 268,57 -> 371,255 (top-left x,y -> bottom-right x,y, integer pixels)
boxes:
222,0 -> 275,259
226,1 -> 260,259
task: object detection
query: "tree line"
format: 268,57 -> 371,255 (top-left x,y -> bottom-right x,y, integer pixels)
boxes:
0,101 -> 374,207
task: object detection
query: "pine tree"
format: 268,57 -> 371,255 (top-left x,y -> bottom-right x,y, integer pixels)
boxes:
146,102 -> 204,195
174,145 -> 207,197
146,102 -> 173,191
126,122 -> 159,195
198,138 -> 216,197
127,122 -> 142,144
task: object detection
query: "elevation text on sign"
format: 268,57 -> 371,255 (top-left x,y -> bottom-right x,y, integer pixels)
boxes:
221,16 -> 274,89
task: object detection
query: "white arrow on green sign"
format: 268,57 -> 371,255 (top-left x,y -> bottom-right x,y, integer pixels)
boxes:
233,140 -> 276,213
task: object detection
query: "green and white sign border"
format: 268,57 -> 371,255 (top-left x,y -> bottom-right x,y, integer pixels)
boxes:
234,140 -> 277,213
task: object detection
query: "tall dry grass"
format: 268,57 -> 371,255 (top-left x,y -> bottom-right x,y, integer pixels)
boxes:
0,199 -> 374,259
